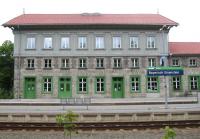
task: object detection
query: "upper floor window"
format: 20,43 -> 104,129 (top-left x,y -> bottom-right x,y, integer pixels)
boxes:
44,59 -> 52,68
131,58 -> 139,68
61,37 -> 69,49
27,59 -> 34,69
113,58 -> 122,68
44,37 -> 52,49
96,58 -> 104,68
172,59 -> 180,67
79,58 -> 87,68
147,37 -> 156,48
189,59 -> 197,67
61,59 -> 69,68
113,37 -> 121,48
130,37 -> 138,48
79,37 -> 87,49
27,37 -> 35,49
96,37 -> 104,49
148,58 -> 156,67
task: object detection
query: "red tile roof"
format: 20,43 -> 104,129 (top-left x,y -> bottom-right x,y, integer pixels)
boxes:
169,42 -> 200,55
3,14 -> 178,27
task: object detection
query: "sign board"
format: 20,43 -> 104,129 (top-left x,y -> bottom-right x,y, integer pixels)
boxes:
147,67 -> 184,76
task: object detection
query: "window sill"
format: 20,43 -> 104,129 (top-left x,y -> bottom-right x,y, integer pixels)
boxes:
113,67 -> 122,69
96,67 -> 105,69
146,48 -> 157,50
130,67 -> 140,69
131,91 -> 141,93
129,48 -> 140,50
77,92 -> 87,94
78,67 -> 87,69
111,48 -> 123,50
42,48 -> 53,50
76,48 -> 88,50
25,48 -> 36,50
189,65 -> 197,67
60,48 -> 71,50
96,92 -> 105,94
26,68 -> 35,70
60,67 -> 70,70
43,68 -> 52,70
94,48 -> 105,50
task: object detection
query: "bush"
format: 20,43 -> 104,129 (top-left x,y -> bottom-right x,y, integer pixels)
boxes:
0,88 -> 13,99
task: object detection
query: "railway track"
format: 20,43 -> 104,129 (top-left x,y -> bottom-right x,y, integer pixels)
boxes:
0,120 -> 199,131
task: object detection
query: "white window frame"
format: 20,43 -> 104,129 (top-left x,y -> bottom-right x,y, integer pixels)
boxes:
79,77 -> 87,92
172,76 -> 181,91
96,37 -> 104,49
44,37 -> 52,49
113,58 -> 121,68
189,59 -> 197,67
27,59 -> 34,68
78,37 -> 87,49
96,77 -> 104,93
172,59 -> 180,66
43,78 -> 52,92
147,37 -> 156,48
79,58 -> 87,68
190,76 -> 198,90
131,58 -> 139,68
147,77 -> 158,92
96,58 -> 104,68
61,59 -> 69,68
44,59 -> 52,68
148,58 -> 156,67
130,77 -> 140,92
27,37 -> 35,49
61,37 -> 69,49
130,37 -> 138,48
113,37 -> 121,48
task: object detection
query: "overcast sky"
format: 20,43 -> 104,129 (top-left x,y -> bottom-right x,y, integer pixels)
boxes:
0,0 -> 200,45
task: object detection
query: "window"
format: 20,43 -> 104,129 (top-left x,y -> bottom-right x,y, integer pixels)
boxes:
79,37 -> 87,48
148,58 -> 156,67
43,77 -> 52,93
189,76 -> 199,90
27,37 -> 35,49
189,59 -> 197,67
130,76 -> 140,92
147,77 -> 159,92
96,77 -> 105,93
27,59 -> 34,69
147,37 -> 155,48
79,58 -> 87,68
130,37 -> 138,48
44,59 -> 52,68
44,37 -> 52,49
172,76 -> 182,91
61,59 -> 69,68
96,58 -> 104,68
113,58 -> 122,68
131,58 -> 139,68
78,77 -> 87,93
113,37 -> 121,48
172,59 -> 180,66
96,37 -> 104,49
61,37 -> 69,49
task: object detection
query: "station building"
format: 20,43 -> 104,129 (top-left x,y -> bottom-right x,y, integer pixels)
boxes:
3,13 -> 200,99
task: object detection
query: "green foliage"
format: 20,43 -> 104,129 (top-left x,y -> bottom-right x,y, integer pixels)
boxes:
0,40 -> 14,99
162,126 -> 176,139
56,110 -> 78,139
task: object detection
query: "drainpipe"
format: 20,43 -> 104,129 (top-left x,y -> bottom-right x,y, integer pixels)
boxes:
17,25 -> 21,99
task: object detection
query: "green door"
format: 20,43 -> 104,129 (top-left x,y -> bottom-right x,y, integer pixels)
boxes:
112,77 -> 124,98
24,77 -> 36,99
58,77 -> 72,98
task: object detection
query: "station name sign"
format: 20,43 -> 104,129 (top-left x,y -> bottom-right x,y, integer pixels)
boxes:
147,67 -> 184,76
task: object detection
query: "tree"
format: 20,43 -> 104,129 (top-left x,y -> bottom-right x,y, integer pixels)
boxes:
56,110 -> 78,139
0,40 -> 14,98
162,126 -> 176,139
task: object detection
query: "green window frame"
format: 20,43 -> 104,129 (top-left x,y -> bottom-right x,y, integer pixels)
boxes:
172,76 -> 182,91
189,76 -> 199,91
147,76 -> 159,93
42,77 -> 53,93
77,77 -> 88,94
95,77 -> 105,94
130,76 -> 141,93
